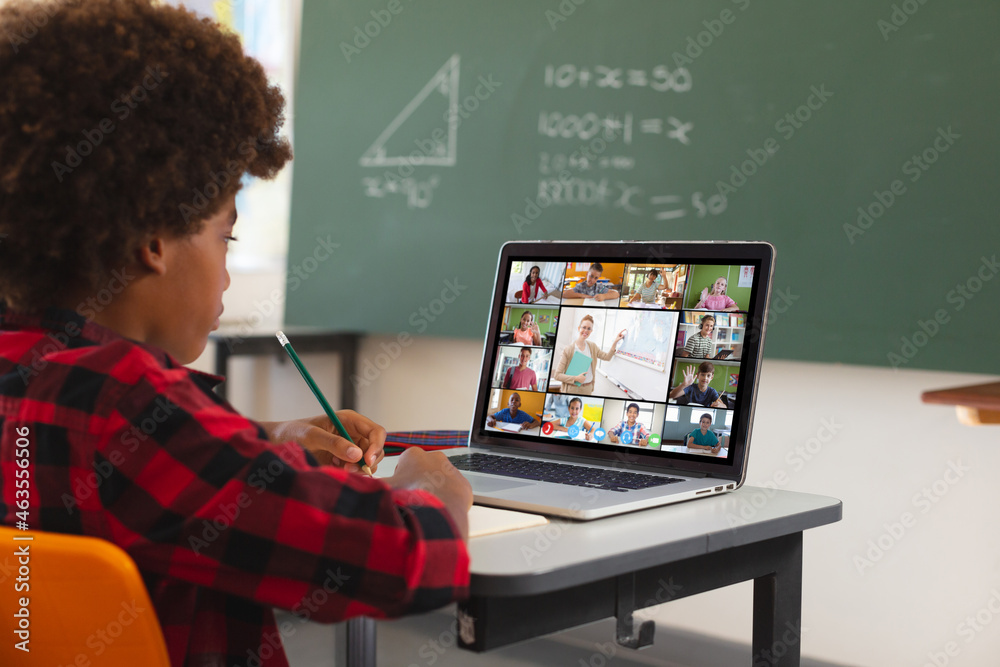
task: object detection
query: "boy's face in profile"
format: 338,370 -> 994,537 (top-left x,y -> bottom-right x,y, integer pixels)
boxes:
697,370 -> 713,389
150,195 -> 235,363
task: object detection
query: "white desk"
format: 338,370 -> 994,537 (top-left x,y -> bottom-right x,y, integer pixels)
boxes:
337,471 -> 841,667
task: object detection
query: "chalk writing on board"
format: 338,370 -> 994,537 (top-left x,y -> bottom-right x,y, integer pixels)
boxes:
538,152 -> 635,173
362,175 -> 440,209
543,64 -> 692,93
538,112 -> 694,146
359,54 -> 460,167
534,179 -> 729,221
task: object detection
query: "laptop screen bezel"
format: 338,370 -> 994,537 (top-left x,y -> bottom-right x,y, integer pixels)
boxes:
467,240 -> 775,483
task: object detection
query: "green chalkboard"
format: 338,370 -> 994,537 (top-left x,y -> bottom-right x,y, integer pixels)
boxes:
287,0 -> 1000,373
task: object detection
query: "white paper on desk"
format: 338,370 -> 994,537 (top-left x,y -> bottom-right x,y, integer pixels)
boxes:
496,421 -> 524,432
550,431 -> 591,441
534,295 -> 561,305
469,505 -> 548,538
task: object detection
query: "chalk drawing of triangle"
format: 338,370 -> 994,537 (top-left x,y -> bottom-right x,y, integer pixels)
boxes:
359,54 -> 460,167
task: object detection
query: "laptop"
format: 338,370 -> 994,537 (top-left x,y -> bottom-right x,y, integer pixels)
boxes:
445,240 -> 775,519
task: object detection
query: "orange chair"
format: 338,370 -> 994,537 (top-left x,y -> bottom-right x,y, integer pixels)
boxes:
0,526 -> 170,666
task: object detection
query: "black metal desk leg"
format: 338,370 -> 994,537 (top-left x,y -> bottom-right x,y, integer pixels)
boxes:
339,335 -> 358,411
214,339 -> 231,401
342,617 -> 375,667
752,533 -> 803,667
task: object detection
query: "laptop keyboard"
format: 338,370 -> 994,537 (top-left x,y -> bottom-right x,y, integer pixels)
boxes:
449,453 -> 684,493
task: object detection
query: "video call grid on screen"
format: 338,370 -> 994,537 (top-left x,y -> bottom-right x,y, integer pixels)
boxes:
480,257 -> 761,466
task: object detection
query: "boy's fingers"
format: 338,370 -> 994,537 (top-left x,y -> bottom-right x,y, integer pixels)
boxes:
334,410 -> 387,468
301,428 -> 363,465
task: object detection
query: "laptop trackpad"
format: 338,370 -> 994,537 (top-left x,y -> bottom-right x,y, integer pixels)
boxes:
467,474 -> 533,494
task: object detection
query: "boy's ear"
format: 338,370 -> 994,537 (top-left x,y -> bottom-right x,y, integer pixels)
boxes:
136,236 -> 169,276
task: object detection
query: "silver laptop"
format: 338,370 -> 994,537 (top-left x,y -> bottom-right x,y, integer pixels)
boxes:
446,240 -> 775,519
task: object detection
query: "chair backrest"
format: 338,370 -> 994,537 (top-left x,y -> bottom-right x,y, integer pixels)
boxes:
0,525 -> 171,667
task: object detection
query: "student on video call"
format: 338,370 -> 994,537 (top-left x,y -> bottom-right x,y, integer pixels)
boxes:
608,403 -> 650,446
502,347 -> 538,391
521,265 -> 559,303
552,397 -> 595,440
693,276 -> 740,312
563,263 -> 620,302
669,362 -> 727,408
512,310 -> 542,345
686,413 -> 723,454
679,314 -> 717,358
627,268 -> 661,304
552,315 -> 625,395
487,393 -> 540,431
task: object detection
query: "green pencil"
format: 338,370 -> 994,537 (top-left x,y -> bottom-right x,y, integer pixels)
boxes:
276,331 -> 373,476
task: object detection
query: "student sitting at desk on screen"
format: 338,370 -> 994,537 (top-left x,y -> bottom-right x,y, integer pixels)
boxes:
486,393 -> 540,431
502,348 -> 538,390
608,403 -> 650,446
511,311 -> 542,345
0,3 -> 472,665
669,362 -> 727,408
693,276 -> 740,312
678,315 -> 717,358
627,268 -> 661,305
552,397 -> 595,440
563,263 -> 620,302
687,413 -> 723,454
521,265 -> 559,303
552,315 -> 625,395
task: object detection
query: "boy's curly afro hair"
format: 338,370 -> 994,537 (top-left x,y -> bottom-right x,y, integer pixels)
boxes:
0,0 -> 292,310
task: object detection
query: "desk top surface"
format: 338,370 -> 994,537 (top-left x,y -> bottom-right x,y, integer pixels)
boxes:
467,486 -> 840,595
374,458 -> 840,596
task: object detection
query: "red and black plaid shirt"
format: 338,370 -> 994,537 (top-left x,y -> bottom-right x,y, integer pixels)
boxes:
0,306 -> 469,666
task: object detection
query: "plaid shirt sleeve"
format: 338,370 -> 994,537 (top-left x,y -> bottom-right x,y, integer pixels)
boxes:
92,342 -> 470,623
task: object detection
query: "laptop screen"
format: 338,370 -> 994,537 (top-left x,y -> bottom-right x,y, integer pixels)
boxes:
472,242 -> 774,476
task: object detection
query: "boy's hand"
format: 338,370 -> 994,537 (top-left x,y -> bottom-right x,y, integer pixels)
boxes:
259,410 -> 386,472
385,448 -> 473,540
682,366 -> 696,387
